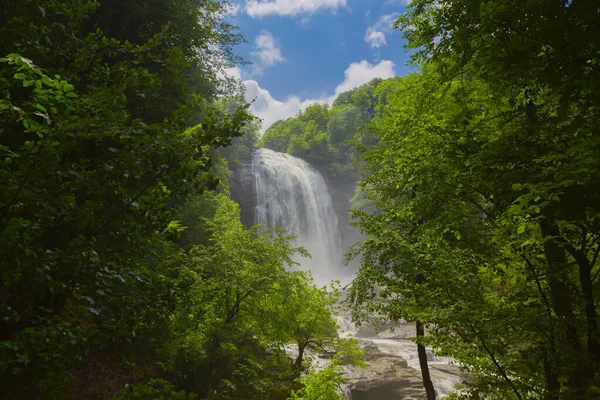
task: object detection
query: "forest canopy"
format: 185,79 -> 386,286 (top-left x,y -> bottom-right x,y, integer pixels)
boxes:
348,1 -> 600,399
0,1 -> 349,399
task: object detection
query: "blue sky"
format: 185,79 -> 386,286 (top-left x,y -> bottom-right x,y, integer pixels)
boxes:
225,0 -> 415,131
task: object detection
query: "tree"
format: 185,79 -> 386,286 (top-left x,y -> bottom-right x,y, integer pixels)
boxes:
287,134 -> 310,157
277,276 -> 340,370
163,194 -> 307,398
259,80 -> 388,179
300,104 -> 329,132
260,118 -> 305,153
289,361 -> 345,400
393,1 -> 600,397
350,59 -> 600,398
332,89 -> 358,108
0,0 -> 251,396
288,341 -> 364,400
327,105 -> 361,145
160,194 -> 349,399
397,0 -> 600,118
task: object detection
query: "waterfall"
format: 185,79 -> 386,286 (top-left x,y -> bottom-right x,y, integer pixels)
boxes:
344,388 -> 353,400
252,148 -> 342,281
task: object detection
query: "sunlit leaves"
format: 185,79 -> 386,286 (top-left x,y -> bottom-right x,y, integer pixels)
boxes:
348,66 -> 600,397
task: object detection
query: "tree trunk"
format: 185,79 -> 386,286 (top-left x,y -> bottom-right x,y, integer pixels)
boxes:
565,243 -> 600,364
416,319 -> 436,400
540,217 -> 592,395
543,353 -> 560,400
295,341 -> 307,370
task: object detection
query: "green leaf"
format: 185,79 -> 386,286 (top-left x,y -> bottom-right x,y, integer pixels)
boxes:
34,104 -> 47,113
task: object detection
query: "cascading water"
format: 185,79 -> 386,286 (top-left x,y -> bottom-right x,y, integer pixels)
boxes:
252,148 -> 342,282
251,148 -> 463,398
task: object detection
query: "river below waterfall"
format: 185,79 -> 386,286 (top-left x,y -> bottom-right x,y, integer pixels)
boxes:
250,148 -> 464,398
337,317 -> 465,399
285,315 -> 465,399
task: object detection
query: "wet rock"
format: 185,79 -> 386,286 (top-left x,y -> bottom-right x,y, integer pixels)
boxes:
357,341 -> 384,362
376,323 -> 418,340
229,162 -> 256,227
338,317 -> 464,399
351,381 -> 427,400
354,324 -> 378,338
342,351 -> 426,400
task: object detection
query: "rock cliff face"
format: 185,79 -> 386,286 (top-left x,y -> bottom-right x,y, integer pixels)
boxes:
229,162 -> 256,227
322,174 -> 364,278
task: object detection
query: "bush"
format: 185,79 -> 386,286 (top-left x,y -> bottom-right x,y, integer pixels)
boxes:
114,379 -> 196,400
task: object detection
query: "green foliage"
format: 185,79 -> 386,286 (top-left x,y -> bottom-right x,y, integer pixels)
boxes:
327,105 -> 361,145
156,194 -> 344,399
115,379 -> 196,400
260,118 -> 304,153
350,24 -> 600,399
218,96 -> 261,167
259,78 -> 387,179
0,1 -> 353,399
288,350 -> 353,400
299,104 -> 329,132
276,277 -> 340,370
0,0 -> 244,122
287,134 -> 310,157
289,362 -> 345,400
0,0 -> 253,397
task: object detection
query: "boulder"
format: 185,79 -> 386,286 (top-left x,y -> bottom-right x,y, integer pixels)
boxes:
342,347 -> 426,400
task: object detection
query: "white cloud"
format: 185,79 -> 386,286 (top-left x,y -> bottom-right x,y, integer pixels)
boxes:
242,80 -> 325,132
364,13 -> 400,49
245,0 -> 347,18
385,0 -> 412,5
223,66 -> 243,81
225,2 -> 241,16
250,30 -> 285,76
251,30 -> 285,66
364,28 -> 387,48
333,60 -> 396,96
237,60 -> 396,132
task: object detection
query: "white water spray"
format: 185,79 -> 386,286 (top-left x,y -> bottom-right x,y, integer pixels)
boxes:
252,148 -> 342,282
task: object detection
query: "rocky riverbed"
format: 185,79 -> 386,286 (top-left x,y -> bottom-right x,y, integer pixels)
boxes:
338,318 -> 467,399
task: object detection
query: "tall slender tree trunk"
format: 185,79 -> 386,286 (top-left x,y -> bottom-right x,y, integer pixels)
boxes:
416,319 -> 436,400
565,243 -> 600,364
543,354 -> 560,400
540,217 -> 592,395
415,271 -> 435,400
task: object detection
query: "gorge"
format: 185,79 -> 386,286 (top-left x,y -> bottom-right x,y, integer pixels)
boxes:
232,148 -> 464,399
